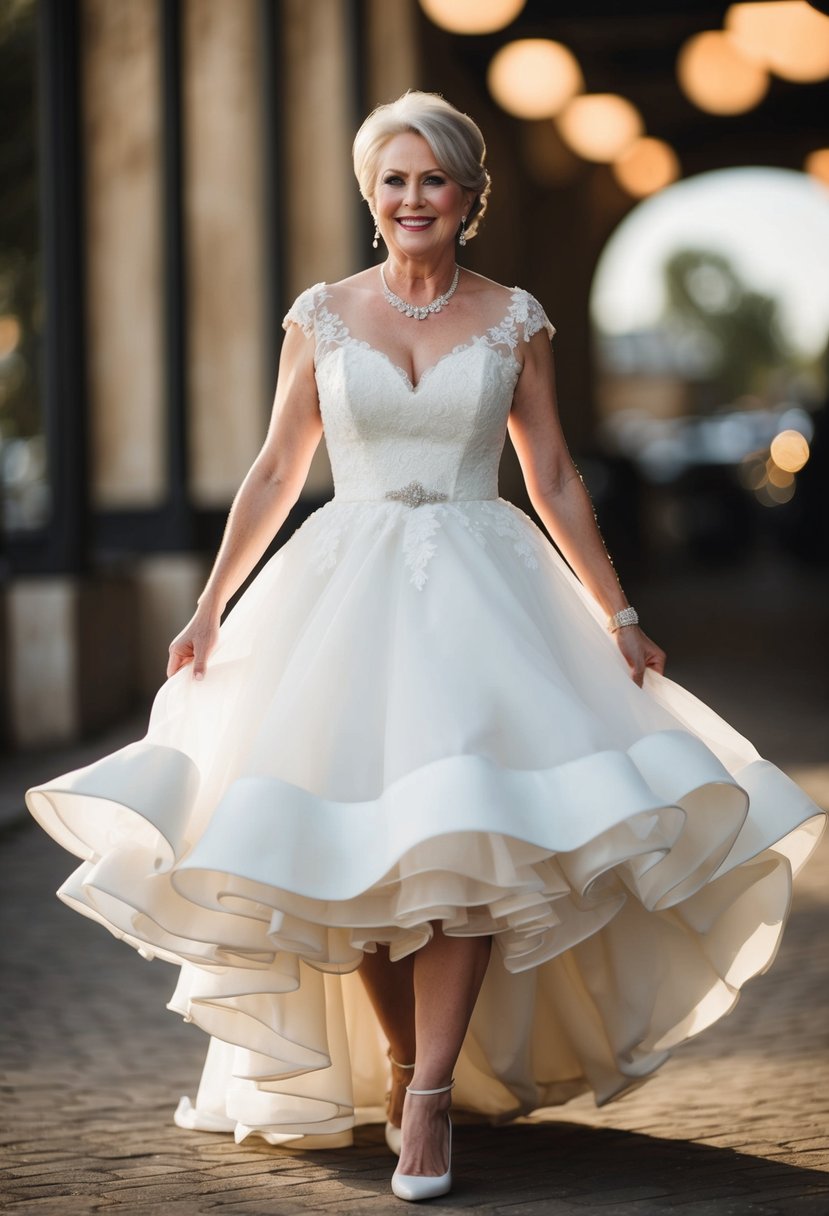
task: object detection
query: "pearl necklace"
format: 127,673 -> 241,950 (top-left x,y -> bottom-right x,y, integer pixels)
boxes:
380,264 -> 460,320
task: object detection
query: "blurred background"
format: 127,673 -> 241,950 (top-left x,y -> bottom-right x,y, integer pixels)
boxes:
0,0 -> 827,755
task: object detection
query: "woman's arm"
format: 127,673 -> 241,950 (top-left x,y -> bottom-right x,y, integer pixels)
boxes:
507,329 -> 665,686
167,321 -> 322,679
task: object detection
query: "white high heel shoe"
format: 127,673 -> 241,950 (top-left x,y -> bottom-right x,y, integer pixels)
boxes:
391,1080 -> 454,1202
384,1054 -> 415,1156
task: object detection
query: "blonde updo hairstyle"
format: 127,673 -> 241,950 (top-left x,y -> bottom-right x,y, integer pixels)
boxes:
352,91 -> 491,241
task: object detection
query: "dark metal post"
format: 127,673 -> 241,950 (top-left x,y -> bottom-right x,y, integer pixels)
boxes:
38,0 -> 88,573
259,0 -> 284,398
160,0 -> 191,550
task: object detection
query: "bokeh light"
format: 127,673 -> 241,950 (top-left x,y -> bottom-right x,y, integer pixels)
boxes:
0,315 -> 22,359
739,454 -> 769,491
766,458 -> 795,488
805,148 -> 829,186
740,452 -> 797,506
725,1 -> 829,82
770,428 -> 810,471
556,93 -> 644,162
612,137 -> 681,197
677,30 -> 769,114
487,39 -> 583,119
418,0 -> 526,34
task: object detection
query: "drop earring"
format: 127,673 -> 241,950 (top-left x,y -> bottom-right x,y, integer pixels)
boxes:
372,220 -> 380,250
458,216 -> 467,247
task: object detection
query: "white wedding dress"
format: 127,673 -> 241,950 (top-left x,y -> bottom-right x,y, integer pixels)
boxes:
27,282 -> 825,1147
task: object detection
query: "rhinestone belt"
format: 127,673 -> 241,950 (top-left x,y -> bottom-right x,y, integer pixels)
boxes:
384,481 -> 449,508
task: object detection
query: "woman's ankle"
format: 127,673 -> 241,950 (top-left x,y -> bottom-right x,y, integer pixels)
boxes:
407,1073 -> 454,1094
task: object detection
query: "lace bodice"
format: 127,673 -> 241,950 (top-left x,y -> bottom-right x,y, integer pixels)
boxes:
283,282 -> 555,505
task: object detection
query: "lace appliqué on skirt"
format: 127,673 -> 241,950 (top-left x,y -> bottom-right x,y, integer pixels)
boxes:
478,501 -> 540,570
303,500 -> 540,590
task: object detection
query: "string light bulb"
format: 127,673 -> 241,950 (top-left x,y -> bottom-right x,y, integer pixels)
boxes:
677,29 -> 769,114
613,137 -> 681,197
418,0 -> 525,34
557,93 -> 644,162
487,39 -> 583,119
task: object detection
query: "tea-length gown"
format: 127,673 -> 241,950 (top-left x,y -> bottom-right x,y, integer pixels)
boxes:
27,282 -> 825,1146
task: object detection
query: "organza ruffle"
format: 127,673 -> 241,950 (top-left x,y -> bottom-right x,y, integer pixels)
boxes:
26,497 -> 826,1140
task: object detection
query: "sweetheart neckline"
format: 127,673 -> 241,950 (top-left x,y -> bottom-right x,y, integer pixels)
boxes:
310,286 -> 529,393
317,334 -> 521,393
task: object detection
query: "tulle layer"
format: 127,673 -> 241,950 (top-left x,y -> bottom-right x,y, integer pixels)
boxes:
26,497 -> 826,1139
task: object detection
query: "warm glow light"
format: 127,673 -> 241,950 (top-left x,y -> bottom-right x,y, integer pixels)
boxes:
612,137 -> 681,197
556,94 -> 644,163
726,2 -> 829,82
770,428 -> 810,471
677,30 -> 769,114
766,457 -> 795,488
0,315 -> 21,359
487,39 -> 583,119
419,0 -> 525,34
805,148 -> 829,186
759,479 -> 797,505
739,454 -> 768,490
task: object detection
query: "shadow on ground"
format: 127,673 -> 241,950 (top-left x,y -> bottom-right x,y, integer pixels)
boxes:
5,1118 -> 828,1214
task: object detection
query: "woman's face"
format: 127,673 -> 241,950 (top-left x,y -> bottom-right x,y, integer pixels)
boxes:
373,132 -> 473,261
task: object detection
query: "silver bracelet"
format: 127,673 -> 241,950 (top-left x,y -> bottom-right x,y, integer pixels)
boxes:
608,606 -> 639,632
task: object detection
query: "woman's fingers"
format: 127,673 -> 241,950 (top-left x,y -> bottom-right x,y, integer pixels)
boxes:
192,644 -> 208,681
166,642 -> 193,678
647,644 -> 667,676
189,622 -> 219,681
167,614 -> 220,682
615,628 -> 666,687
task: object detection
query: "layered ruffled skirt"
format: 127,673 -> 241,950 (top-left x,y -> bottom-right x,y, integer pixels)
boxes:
27,496 -> 825,1144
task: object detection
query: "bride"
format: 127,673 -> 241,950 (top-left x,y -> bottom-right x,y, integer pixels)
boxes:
27,91 -> 825,1203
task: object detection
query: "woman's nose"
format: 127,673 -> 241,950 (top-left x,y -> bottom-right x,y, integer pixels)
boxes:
404,180 -> 424,207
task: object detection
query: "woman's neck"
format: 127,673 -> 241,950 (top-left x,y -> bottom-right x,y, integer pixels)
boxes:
383,251 -> 459,302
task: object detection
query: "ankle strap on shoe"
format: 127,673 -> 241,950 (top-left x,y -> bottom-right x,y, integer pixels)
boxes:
406,1080 -> 455,1095
389,1055 -> 416,1069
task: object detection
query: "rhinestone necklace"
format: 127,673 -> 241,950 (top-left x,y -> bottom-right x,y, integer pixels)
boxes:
380,264 -> 460,320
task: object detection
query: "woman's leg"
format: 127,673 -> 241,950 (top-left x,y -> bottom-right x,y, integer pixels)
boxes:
358,947 -> 416,1128
398,928 -> 492,1177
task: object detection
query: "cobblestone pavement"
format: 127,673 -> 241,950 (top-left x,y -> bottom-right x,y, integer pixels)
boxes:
1,561 -> 828,1215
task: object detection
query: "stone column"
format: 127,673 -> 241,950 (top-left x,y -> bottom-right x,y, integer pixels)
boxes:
81,0 -> 166,510
280,0 -> 362,498
364,0 -> 420,108
6,576 -> 137,747
7,0 -> 169,749
281,0 -> 360,299
182,0 -> 268,509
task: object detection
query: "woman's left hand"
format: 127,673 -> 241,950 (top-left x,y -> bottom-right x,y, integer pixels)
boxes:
613,625 -> 666,687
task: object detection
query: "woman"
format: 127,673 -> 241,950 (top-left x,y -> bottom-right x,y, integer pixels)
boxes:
27,92 -> 825,1203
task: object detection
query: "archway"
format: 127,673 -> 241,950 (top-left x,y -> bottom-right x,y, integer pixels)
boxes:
589,167 -> 829,565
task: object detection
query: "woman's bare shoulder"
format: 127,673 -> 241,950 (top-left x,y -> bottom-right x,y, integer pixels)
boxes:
325,268 -> 379,306
459,269 -> 518,307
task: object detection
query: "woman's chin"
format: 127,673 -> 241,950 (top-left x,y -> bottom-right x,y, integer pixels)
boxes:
386,234 -> 451,259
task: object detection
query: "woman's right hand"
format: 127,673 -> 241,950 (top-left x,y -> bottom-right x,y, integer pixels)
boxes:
167,607 -> 221,681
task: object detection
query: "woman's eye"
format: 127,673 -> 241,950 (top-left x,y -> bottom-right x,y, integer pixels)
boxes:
425,175 -> 445,185
383,175 -> 404,186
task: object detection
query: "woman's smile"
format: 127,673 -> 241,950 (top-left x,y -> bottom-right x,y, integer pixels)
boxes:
395,216 -> 435,230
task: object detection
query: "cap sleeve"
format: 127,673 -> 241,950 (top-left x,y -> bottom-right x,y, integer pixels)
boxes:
282,282 -> 327,339
512,288 -> 555,344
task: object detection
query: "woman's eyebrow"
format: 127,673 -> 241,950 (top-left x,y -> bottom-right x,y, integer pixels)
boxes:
381,166 -> 443,176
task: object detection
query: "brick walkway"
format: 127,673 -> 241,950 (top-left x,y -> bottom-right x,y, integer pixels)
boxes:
2,561 -> 828,1214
